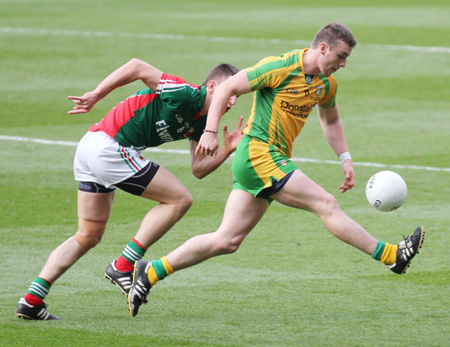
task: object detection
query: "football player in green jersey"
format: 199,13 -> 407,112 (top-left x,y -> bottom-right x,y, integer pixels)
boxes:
17,58 -> 245,320
127,23 -> 425,317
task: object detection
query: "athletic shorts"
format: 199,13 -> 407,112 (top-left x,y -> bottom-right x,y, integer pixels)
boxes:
232,135 -> 297,200
74,131 -> 152,189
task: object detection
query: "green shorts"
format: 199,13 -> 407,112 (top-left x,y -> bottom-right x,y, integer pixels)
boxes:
232,135 -> 297,201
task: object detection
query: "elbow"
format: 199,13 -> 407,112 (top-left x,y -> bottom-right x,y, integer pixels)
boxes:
192,169 -> 207,180
128,58 -> 146,71
191,164 -> 209,179
129,58 -> 143,65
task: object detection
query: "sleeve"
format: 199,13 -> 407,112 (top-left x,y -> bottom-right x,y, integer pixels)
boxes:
318,76 -> 338,109
245,56 -> 289,92
157,73 -> 201,111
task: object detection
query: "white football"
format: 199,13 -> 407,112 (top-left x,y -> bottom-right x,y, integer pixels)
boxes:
366,171 -> 407,212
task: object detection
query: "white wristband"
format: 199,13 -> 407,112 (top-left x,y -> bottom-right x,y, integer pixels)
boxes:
339,151 -> 352,164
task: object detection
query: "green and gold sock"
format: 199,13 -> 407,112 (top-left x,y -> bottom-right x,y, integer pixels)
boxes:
147,256 -> 174,287
372,241 -> 398,265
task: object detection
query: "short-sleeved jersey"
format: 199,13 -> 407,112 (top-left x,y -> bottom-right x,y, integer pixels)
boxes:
245,48 -> 338,158
89,73 -> 207,151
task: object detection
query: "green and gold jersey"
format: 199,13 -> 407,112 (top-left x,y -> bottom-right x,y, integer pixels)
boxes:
245,48 -> 337,158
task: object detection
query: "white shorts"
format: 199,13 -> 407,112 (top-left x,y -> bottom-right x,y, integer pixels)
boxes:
74,131 -> 150,188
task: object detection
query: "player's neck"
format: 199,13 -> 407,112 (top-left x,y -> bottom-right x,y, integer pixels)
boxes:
303,49 -> 320,75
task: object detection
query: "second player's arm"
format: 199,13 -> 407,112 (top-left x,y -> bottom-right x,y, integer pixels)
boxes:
318,104 -> 355,192
317,104 -> 349,156
195,70 -> 252,156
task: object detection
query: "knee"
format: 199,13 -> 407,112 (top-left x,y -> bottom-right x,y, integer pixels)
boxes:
214,234 -> 243,255
74,219 -> 106,251
176,191 -> 193,215
321,192 -> 340,213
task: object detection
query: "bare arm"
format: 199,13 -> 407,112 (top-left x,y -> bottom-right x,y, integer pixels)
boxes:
318,104 -> 354,193
190,116 -> 246,179
195,70 -> 252,157
67,58 -> 163,114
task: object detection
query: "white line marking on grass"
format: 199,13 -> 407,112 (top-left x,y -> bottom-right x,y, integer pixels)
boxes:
1,135 -> 449,173
1,27 -> 450,54
0,135 -> 79,147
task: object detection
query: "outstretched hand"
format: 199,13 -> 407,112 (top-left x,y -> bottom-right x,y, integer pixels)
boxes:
195,116 -> 247,157
339,160 -> 355,193
223,116 -> 246,155
67,91 -> 100,114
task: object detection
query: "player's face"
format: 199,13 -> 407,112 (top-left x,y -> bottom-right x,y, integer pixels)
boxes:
224,95 -> 237,113
319,40 -> 352,77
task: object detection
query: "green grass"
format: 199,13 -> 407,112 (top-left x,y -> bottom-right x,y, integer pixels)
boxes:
1,0 -> 449,346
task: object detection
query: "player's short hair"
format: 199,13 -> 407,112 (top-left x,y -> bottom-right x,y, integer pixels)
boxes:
311,22 -> 357,49
202,63 -> 239,86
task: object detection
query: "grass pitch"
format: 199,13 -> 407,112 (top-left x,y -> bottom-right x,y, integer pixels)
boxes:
1,0 -> 449,346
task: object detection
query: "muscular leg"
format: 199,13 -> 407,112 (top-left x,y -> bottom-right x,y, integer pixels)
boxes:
132,166 -> 194,248
271,169 -> 378,255
166,189 -> 269,271
127,190 -> 268,316
38,190 -> 114,282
